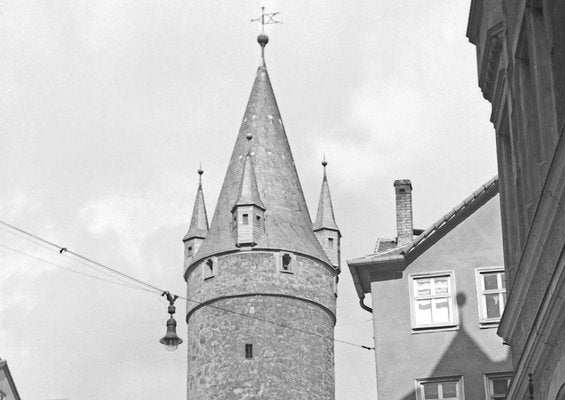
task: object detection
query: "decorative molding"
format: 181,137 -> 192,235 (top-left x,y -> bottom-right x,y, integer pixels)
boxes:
479,22 -> 505,102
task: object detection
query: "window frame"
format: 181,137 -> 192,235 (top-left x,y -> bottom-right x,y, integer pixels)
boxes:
475,267 -> 506,327
409,271 -> 458,331
203,257 -> 218,280
484,372 -> 512,400
415,376 -> 464,400
278,252 -> 295,274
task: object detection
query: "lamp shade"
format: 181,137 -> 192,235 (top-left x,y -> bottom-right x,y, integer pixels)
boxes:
160,317 -> 183,351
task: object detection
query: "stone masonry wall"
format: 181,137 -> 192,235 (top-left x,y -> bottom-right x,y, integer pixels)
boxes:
187,296 -> 335,400
185,250 -> 337,400
185,251 -> 337,318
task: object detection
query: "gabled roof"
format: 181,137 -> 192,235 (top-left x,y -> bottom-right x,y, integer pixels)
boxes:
348,175 -> 499,297
190,65 -> 330,267
183,171 -> 209,241
313,163 -> 339,232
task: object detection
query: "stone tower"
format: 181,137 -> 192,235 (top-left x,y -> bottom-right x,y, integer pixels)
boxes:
183,34 -> 340,400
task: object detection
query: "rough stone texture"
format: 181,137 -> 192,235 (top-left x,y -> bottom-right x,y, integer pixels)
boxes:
186,251 -> 336,319
314,230 -> 340,269
187,295 -> 335,400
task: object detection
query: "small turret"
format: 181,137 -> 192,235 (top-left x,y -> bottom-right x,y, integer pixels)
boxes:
232,153 -> 266,248
183,168 -> 209,269
313,157 -> 341,269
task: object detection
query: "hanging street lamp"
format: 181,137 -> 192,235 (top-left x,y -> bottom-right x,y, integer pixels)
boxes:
160,291 -> 183,351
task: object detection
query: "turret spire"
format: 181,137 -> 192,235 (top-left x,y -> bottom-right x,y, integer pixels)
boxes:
313,157 -> 339,231
184,167 -> 209,242
233,154 -> 265,211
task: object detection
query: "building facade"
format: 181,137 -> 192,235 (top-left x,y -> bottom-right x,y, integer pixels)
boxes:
0,359 -> 21,400
348,178 -> 512,400
182,35 -> 341,400
467,2 -> 565,400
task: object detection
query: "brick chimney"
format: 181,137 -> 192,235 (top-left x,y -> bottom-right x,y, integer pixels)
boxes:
394,180 -> 413,246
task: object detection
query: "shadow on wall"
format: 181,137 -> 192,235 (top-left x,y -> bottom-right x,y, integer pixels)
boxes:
400,293 -> 512,400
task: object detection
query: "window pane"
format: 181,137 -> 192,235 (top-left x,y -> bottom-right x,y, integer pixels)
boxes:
423,383 -> 439,399
433,299 -> 451,323
416,279 -> 431,296
442,382 -> 458,398
501,272 -> 506,289
434,277 -> 449,295
492,378 -> 508,396
485,294 -> 501,318
415,300 -> 432,325
483,273 -> 499,290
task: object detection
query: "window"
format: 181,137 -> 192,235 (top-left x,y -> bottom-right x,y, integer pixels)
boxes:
242,213 -> 249,224
255,214 -> 262,226
485,373 -> 512,400
279,253 -> 294,274
203,258 -> 216,280
328,237 -> 334,248
245,343 -> 253,359
411,273 -> 456,329
476,268 -> 506,325
417,377 -> 462,400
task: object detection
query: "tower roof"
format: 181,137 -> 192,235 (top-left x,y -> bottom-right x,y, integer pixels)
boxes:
193,61 -> 330,265
233,154 -> 265,210
183,169 -> 209,241
313,159 -> 340,232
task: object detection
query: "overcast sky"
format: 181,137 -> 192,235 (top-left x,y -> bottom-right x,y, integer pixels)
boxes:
0,1 -> 497,399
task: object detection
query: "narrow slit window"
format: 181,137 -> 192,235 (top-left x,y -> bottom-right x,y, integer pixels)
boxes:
245,343 -> 253,359
282,254 -> 292,271
242,214 -> 249,224
204,259 -> 215,280
328,237 -> 334,248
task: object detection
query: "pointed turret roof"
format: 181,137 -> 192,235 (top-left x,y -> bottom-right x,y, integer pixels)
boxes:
313,159 -> 340,232
233,154 -> 265,210
191,38 -> 330,266
183,168 -> 209,241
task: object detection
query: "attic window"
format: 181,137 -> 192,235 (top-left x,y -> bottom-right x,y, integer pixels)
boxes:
399,188 -> 406,194
254,214 -> 262,227
242,214 -> 249,224
245,343 -> 253,359
279,253 -> 294,274
328,238 -> 334,248
204,258 -> 216,280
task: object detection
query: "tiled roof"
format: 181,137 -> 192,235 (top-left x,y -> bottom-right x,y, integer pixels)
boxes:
192,66 -> 330,266
347,175 -> 499,296
234,154 -> 265,210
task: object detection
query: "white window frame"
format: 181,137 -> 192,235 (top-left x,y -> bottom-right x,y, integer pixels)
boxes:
475,267 -> 506,327
409,271 -> 458,331
416,376 -> 464,400
484,372 -> 512,400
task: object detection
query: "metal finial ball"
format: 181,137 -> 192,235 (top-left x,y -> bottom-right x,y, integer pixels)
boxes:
198,168 -> 204,175
257,33 -> 269,46
322,159 -> 328,167
246,133 -> 253,141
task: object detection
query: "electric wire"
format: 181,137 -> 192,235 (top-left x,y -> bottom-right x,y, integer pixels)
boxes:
0,219 -> 374,350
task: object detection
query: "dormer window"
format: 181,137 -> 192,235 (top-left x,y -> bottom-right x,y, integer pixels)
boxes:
255,214 -> 262,226
242,214 -> 249,224
328,237 -> 334,248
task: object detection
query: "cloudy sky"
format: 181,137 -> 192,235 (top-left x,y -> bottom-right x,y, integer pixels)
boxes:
0,1 -> 497,399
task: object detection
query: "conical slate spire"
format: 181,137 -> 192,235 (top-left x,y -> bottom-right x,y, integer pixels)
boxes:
191,62 -> 330,265
313,158 -> 339,231
183,168 -> 209,241
233,154 -> 265,210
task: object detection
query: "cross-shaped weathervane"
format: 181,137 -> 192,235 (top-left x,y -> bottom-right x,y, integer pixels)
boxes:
251,7 -> 282,33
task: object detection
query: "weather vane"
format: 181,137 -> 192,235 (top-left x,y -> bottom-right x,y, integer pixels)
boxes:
251,7 -> 282,33
251,7 -> 282,66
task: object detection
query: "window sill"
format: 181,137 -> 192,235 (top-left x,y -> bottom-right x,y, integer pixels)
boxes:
479,320 -> 500,329
411,324 -> 459,334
